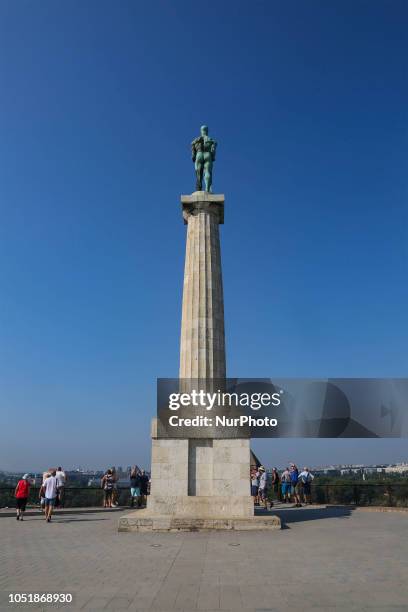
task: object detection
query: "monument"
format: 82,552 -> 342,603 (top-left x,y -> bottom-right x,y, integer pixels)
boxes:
119,127 -> 280,531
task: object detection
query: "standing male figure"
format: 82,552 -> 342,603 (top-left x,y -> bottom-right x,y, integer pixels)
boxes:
191,125 -> 217,192
250,468 -> 260,505
281,467 -> 291,503
298,467 -> 314,504
56,466 -> 66,508
258,466 -> 268,509
41,469 -> 58,522
290,463 -> 302,507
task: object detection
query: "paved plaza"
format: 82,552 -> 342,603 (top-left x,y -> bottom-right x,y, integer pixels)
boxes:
0,505 -> 407,612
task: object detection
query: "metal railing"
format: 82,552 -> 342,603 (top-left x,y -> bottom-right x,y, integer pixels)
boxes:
274,483 -> 408,507
1,483 -> 407,509
312,483 -> 408,507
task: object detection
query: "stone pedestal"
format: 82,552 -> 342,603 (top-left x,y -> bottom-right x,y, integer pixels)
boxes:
146,420 -> 252,519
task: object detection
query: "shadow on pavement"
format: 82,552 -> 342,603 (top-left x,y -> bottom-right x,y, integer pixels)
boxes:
0,507 -> 128,518
255,504 -> 354,528
53,517 -> 110,523
13,516 -> 111,524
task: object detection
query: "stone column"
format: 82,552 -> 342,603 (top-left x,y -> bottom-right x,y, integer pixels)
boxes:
179,192 -> 226,380
146,191 -> 253,520
118,190 -> 282,529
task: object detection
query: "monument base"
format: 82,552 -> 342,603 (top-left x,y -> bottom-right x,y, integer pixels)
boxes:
117,421 -> 282,531
118,510 -> 281,532
146,420 -> 254,518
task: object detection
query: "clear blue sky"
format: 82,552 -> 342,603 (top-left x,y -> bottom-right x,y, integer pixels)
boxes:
0,1 -> 407,471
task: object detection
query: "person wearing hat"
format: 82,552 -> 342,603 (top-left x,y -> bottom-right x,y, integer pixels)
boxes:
258,466 -> 268,509
15,474 -> 31,521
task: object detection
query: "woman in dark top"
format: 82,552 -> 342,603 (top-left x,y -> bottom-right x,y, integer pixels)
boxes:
101,469 -> 114,508
271,468 -> 281,505
139,470 -> 149,507
130,467 -> 142,508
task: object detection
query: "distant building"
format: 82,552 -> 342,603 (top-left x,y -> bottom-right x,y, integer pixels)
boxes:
384,463 -> 408,474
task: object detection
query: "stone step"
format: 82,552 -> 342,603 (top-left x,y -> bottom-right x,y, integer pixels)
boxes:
118,510 -> 281,532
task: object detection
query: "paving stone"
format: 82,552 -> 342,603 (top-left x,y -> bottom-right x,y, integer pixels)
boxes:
0,509 -> 407,611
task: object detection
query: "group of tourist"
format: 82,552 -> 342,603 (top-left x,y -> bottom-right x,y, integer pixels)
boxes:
250,464 -> 314,508
14,465 -> 151,519
100,466 -> 149,508
14,467 -> 66,523
15,462 -> 313,518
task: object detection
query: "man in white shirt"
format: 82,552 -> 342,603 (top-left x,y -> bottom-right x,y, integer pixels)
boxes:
56,467 -> 67,507
258,466 -> 268,509
250,468 -> 260,505
298,467 -> 314,504
41,469 -> 58,522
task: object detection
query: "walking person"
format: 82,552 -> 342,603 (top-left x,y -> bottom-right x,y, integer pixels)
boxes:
40,470 -> 51,513
281,467 -> 291,503
15,474 -> 31,521
55,467 -> 67,508
101,469 -> 114,508
40,469 -> 58,522
298,467 -> 314,504
130,467 -> 142,508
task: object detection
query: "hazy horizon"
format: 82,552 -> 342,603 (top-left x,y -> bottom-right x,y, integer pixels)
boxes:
1,438 -> 408,474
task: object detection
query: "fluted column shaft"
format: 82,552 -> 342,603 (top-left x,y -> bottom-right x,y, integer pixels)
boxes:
179,192 -> 226,380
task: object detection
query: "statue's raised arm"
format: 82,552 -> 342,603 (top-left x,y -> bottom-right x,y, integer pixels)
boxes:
191,125 -> 217,192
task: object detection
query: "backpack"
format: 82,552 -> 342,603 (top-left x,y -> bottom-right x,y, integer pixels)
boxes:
104,475 -> 114,491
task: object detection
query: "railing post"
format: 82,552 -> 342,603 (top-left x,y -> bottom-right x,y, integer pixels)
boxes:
386,485 -> 394,507
353,485 -> 358,506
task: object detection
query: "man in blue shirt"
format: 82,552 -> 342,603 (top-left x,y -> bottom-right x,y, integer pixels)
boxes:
290,463 -> 302,507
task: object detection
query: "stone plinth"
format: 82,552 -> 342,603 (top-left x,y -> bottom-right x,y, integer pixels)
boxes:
118,512 -> 281,532
146,421 -> 253,518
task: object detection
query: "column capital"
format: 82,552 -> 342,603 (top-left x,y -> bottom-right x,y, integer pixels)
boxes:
181,191 -> 224,225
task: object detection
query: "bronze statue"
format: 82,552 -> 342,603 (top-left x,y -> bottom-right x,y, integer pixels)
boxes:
191,125 -> 217,192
